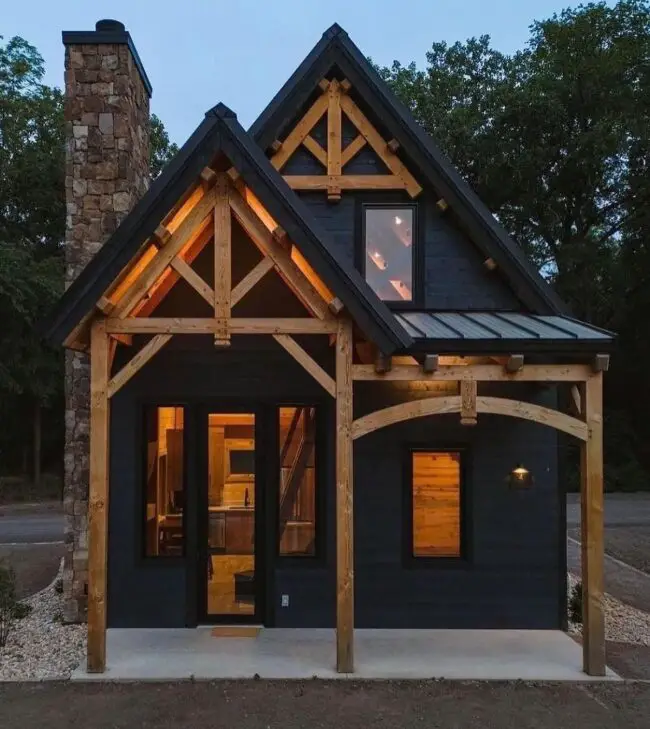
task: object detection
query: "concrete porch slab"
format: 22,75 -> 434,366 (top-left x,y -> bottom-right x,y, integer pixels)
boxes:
72,628 -> 619,681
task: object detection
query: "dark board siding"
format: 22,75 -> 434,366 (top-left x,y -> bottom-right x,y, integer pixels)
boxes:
107,338 -> 335,629
295,186 -> 521,310
352,383 -> 562,629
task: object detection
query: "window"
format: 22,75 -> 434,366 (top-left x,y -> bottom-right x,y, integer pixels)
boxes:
278,407 -> 318,557
144,406 -> 185,557
363,206 -> 414,302
410,451 -> 462,559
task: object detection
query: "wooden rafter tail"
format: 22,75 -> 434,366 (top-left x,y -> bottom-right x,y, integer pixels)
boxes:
422,354 -> 439,373
96,296 -> 115,316
200,166 -> 218,190
437,198 -> 449,213
505,355 -> 524,373
214,174 -> 231,346
153,225 -> 172,248
328,297 -> 344,316
273,334 -> 336,397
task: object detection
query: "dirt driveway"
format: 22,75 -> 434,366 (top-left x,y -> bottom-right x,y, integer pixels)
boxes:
1,681 -> 649,729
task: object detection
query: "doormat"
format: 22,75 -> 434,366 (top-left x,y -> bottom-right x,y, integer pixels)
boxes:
211,626 -> 261,638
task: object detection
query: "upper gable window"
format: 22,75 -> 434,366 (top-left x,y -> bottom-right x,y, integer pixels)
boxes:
362,205 -> 415,302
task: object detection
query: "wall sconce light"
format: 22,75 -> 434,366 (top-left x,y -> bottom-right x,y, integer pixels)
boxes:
508,463 -> 533,489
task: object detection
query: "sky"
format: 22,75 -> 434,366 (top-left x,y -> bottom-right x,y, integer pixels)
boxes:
3,0 -> 609,144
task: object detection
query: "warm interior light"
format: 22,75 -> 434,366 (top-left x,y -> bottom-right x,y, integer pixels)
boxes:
389,279 -> 412,300
394,215 -> 403,225
369,250 -> 387,270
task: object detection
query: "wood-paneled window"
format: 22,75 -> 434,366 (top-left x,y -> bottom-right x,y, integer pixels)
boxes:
144,406 -> 185,557
278,407 -> 318,557
409,450 -> 462,559
363,205 -> 415,302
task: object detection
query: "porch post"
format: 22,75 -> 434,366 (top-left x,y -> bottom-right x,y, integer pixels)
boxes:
580,372 -> 605,676
336,317 -> 354,673
87,318 -> 110,672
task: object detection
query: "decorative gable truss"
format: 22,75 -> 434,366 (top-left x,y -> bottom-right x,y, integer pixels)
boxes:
270,78 -> 422,201
91,167 -> 341,401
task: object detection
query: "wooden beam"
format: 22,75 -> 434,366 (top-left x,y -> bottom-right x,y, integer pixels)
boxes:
592,354 -> 610,373
341,135 -> 366,167
339,93 -> 422,197
96,296 -> 115,316
352,395 -> 589,442
340,78 -> 351,93
303,135 -> 327,167
580,373 -> 605,676
113,188 -> 215,318
106,317 -> 339,335
387,138 -> 400,153
283,175 -> 415,192
229,188 -> 331,320
422,354 -> 439,373
231,257 -> 274,308
505,355 -> 524,373
328,297 -> 344,316
199,166 -> 218,190
170,257 -> 214,305
214,175 -> 231,345
87,319 -> 109,673
270,93 -> 329,171
352,363 -> 592,382
318,78 -> 330,91
152,225 -> 172,248
107,334 -> 172,398
336,318 -> 354,673
273,334 -> 336,397
460,380 -> 477,425
374,352 -> 392,374
327,79 -> 342,201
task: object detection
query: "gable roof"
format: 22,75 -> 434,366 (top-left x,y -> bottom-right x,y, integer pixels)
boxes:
250,24 -> 567,316
45,103 -> 413,354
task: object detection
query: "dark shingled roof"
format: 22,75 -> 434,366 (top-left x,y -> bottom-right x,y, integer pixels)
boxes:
44,104 -> 413,354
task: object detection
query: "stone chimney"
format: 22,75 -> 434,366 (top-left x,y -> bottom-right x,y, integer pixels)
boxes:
62,19 -> 151,621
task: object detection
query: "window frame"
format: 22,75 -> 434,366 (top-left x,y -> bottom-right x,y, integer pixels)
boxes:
403,446 -> 471,568
275,402 -> 327,565
140,402 -> 188,562
357,200 -> 423,309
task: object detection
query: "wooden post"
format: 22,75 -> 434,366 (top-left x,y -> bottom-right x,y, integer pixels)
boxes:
580,373 -> 605,676
336,317 -> 354,673
327,79 -> 342,202
87,318 -> 110,673
214,175 -> 231,345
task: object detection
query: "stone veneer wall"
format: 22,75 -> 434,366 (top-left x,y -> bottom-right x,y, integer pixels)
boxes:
63,35 -> 150,622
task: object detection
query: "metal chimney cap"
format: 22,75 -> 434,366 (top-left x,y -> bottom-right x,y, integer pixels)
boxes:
95,19 -> 126,32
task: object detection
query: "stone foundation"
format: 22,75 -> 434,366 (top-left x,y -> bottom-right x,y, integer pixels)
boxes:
62,21 -> 150,621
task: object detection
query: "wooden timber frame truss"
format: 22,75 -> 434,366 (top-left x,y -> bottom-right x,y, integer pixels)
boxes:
269,78 -> 423,201
82,168 -> 606,678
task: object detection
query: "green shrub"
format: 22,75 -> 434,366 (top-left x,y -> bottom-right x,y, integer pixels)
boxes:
12,601 -> 32,620
0,561 -> 17,647
569,581 -> 583,624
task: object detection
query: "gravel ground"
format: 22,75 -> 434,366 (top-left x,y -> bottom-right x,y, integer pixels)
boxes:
0,544 -> 65,599
568,573 -> 650,646
0,563 -> 86,681
1,681 -> 650,729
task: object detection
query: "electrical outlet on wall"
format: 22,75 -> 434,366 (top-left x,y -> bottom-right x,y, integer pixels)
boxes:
281,594 -> 290,607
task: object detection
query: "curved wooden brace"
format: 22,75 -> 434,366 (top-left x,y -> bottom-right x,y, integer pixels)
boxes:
351,395 -> 588,442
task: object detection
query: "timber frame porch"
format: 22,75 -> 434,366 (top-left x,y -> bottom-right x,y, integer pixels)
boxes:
76,165 -> 607,678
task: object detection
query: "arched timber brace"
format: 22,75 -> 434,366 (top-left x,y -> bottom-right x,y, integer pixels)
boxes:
270,78 -> 422,201
351,395 -> 589,441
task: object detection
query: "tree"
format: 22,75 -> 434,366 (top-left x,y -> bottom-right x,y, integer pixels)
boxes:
378,1 -> 650,487
0,34 -> 179,484
150,113 -> 179,180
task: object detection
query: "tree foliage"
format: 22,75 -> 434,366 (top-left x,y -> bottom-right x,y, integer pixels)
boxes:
378,1 -> 650,487
0,34 -> 178,477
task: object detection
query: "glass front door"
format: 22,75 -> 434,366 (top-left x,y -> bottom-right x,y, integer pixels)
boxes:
205,412 -> 257,620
